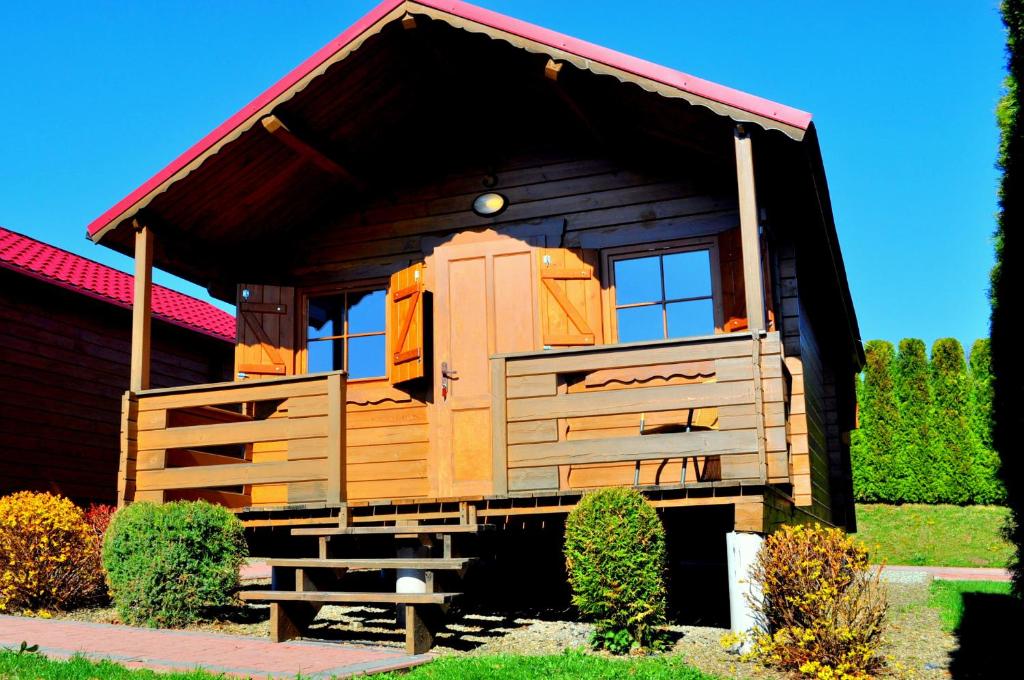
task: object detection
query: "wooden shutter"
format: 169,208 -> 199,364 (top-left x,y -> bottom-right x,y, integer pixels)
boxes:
538,248 -> 603,347
234,284 -> 296,378
717,227 -> 748,333
388,263 -> 426,384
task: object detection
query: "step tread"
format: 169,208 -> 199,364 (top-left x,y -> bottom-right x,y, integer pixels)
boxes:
265,557 -> 475,570
291,523 -> 495,537
239,590 -> 459,605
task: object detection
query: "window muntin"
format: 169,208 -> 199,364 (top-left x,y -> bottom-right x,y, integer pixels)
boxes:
306,289 -> 386,379
612,247 -> 715,342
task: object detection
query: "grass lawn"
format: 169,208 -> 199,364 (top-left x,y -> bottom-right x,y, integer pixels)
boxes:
854,503 -> 1013,567
929,579 -> 1014,632
0,650 -> 721,680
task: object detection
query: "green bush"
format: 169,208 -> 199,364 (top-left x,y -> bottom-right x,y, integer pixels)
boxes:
102,501 -> 248,627
563,487 -> 668,653
851,340 -> 900,502
893,338 -> 936,503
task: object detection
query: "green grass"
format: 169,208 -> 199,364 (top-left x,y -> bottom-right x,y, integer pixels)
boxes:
0,650 -> 218,680
0,649 -> 720,680
854,503 -> 1013,567
929,580 -> 1014,632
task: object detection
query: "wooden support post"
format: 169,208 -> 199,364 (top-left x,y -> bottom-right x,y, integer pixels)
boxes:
405,604 -> 434,655
490,357 -> 509,496
326,373 -> 347,503
129,223 -> 154,392
734,125 -> 766,333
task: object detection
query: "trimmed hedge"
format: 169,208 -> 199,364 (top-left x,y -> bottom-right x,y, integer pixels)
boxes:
564,487 -> 668,653
851,338 -> 1003,505
994,0 -> 1024,597
102,501 -> 248,627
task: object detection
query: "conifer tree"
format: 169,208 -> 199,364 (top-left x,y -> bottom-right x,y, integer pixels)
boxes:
969,339 -> 1004,504
893,339 -> 934,503
851,340 -> 899,502
929,339 -> 977,504
994,0 -> 1024,598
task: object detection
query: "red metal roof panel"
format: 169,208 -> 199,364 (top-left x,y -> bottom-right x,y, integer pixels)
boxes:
0,227 -> 235,342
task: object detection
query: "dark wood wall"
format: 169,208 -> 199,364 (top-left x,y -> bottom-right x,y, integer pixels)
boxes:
0,270 -> 232,504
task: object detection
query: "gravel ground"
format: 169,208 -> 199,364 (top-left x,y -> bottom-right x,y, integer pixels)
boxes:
41,579 -> 954,678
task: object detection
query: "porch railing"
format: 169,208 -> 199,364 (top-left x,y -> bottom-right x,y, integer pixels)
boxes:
490,332 -> 789,495
118,371 -> 346,508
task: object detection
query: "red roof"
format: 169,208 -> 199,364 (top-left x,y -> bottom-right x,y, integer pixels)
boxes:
1,227 -> 235,342
87,0 -> 813,241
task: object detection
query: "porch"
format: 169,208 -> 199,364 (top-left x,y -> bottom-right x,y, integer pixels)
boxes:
118,332 -> 791,514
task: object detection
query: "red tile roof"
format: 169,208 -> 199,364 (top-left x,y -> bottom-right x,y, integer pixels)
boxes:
0,227 -> 235,342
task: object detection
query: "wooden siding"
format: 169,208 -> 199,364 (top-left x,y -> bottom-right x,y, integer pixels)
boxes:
0,272 -> 231,504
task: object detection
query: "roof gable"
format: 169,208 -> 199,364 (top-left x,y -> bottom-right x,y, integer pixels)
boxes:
0,227 -> 235,342
86,0 -> 811,243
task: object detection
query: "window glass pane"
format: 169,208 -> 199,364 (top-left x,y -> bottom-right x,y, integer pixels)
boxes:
307,338 -> 339,373
663,250 -> 712,300
616,305 -> 664,343
347,289 -> 386,335
348,334 -> 386,379
666,299 -> 715,338
308,296 -> 342,339
613,256 -> 662,305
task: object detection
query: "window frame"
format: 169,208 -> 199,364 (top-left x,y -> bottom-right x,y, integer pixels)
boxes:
602,237 -> 724,344
299,278 -> 390,382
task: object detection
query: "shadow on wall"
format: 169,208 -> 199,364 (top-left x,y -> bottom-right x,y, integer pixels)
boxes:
948,591 -> 1022,679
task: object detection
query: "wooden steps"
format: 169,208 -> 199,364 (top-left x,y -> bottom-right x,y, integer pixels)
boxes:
291,523 -> 494,537
265,557 -> 474,570
239,590 -> 460,605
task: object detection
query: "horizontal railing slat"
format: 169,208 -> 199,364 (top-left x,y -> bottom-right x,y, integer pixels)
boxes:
506,381 -> 753,422
137,459 -> 326,491
507,430 -> 759,468
138,416 -> 328,450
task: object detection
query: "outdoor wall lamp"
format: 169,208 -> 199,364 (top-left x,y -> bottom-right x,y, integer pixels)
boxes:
472,191 -> 508,217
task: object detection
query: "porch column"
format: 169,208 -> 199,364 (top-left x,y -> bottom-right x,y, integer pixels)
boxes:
130,222 -> 154,392
734,125 -> 766,333
726,530 -> 764,638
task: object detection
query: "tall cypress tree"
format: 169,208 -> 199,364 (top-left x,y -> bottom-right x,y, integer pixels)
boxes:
970,339 -> 1004,504
851,340 -> 900,502
995,0 -> 1024,598
893,339 -> 935,503
929,339 -> 977,504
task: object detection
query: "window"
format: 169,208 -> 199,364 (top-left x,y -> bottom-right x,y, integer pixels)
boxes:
610,246 -> 716,342
306,288 -> 386,379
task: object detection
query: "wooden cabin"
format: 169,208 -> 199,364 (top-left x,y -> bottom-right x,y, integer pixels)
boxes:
0,227 -> 234,504
87,0 -> 864,649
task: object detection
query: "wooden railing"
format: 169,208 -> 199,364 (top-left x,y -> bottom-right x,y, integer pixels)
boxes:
118,371 -> 346,508
490,332 -> 789,495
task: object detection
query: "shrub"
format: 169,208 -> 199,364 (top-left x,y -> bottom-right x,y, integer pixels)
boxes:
893,338 -> 935,503
0,491 -> 106,612
850,340 -> 899,502
84,503 -> 116,538
747,524 -> 888,680
564,487 -> 668,653
102,501 -> 248,627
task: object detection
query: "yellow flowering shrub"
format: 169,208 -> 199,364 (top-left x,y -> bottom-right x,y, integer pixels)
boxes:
747,524 -> 888,679
0,491 -> 106,612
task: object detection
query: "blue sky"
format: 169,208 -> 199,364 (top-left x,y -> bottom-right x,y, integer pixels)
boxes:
0,1 -> 1005,353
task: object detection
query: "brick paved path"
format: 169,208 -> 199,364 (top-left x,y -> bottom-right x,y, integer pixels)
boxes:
0,615 -> 430,678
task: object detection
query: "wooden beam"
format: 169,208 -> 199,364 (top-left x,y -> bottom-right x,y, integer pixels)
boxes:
129,222 -> 153,392
260,115 -> 363,189
734,125 -> 766,332
544,58 -> 563,81
401,12 -> 417,29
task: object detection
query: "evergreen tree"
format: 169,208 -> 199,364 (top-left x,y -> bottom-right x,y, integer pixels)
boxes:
929,339 -> 977,504
969,339 -> 1005,504
851,340 -> 900,502
995,0 -> 1024,598
892,339 -> 935,503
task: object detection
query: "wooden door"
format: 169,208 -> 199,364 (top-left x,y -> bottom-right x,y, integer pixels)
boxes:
431,238 -> 540,497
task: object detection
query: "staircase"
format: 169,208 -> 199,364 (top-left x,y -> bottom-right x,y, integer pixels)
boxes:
240,507 -> 492,654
